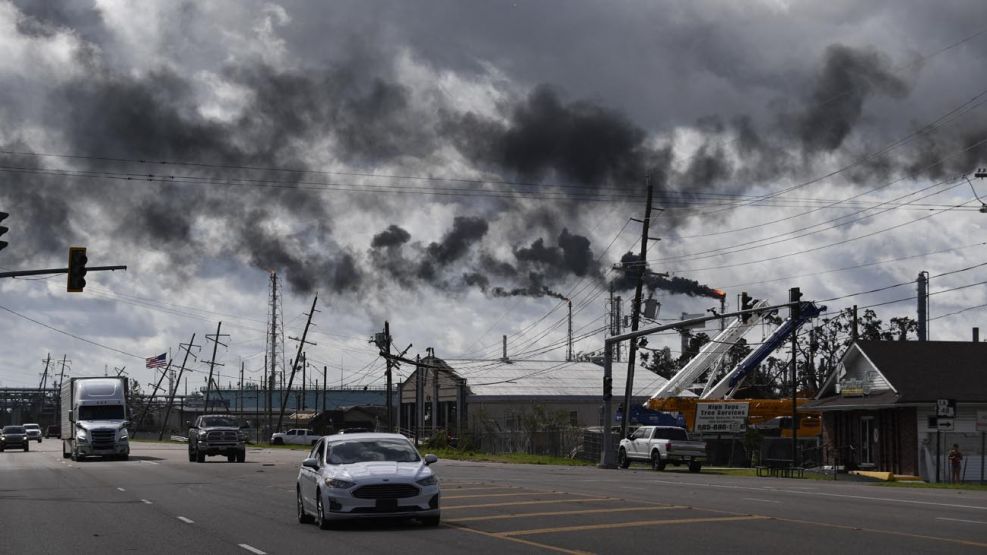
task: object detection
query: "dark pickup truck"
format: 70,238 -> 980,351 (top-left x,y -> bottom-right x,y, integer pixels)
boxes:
188,415 -> 247,463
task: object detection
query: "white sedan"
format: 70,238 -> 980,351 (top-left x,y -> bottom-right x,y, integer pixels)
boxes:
296,433 -> 440,528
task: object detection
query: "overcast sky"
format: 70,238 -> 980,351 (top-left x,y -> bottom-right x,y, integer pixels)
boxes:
1,0 -> 986,390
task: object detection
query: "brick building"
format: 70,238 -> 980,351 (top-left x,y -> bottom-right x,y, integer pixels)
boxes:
808,341 -> 987,482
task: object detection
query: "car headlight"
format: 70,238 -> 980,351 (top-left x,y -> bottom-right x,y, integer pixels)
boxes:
77,430 -> 88,442
198,431 -> 208,438
119,430 -> 129,440
416,475 -> 438,486
325,478 -> 356,489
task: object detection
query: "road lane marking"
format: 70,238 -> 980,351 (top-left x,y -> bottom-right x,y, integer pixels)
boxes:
937,517 -> 987,525
445,498 -> 614,510
774,516 -> 987,549
177,516 -> 194,524
743,498 -> 781,504
445,486 -> 520,492
444,492 -> 555,500
648,479 -> 987,510
448,505 -> 685,523
239,544 -> 267,555
444,522 -> 590,555
498,515 -> 769,537
140,461 -> 159,465
141,499 -> 152,505
117,487 -> 126,492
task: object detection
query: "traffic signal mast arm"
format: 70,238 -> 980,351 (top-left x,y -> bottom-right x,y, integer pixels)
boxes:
0,265 -> 127,279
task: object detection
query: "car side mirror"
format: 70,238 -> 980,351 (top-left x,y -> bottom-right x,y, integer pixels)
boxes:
186,421 -> 193,428
122,421 -> 130,428
627,434 -> 634,440
424,454 -> 438,465
302,457 -> 320,470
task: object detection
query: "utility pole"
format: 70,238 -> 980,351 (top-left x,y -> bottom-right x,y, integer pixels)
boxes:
384,322 -> 393,432
159,334 -> 199,440
415,354 -> 423,444
917,271 -> 929,341
135,358 -> 172,437
203,322 -> 229,414
322,365 -> 327,413
790,287 -> 802,467
263,355 -> 269,436
56,354 -> 68,410
37,353 -> 51,421
277,294 -> 318,432
239,360 -> 244,415
620,179 -> 655,441
301,351 -> 307,413
268,272 -> 280,435
566,299 -> 573,362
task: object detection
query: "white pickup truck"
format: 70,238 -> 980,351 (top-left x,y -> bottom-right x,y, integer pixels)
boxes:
617,425 -> 707,472
271,428 -> 320,446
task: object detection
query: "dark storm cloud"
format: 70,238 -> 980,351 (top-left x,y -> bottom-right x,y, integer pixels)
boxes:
371,225 -> 411,248
798,45 -> 909,153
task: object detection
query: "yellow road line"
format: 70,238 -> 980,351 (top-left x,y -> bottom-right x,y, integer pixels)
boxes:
772,516 -> 987,549
445,497 -> 615,510
498,515 -> 769,537
448,505 -> 685,523
444,492 -> 558,500
444,522 -> 592,555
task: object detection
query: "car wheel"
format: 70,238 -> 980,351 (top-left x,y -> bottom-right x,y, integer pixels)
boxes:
420,515 -> 440,527
196,452 -> 205,463
237,451 -> 246,463
188,449 -> 195,462
651,451 -> 665,471
617,448 -> 630,469
297,487 -> 313,524
227,454 -> 236,463
120,454 -> 129,462
273,438 -> 284,446
688,461 -> 702,473
24,443 -> 29,452
0,446 -> 4,452
316,490 -> 333,530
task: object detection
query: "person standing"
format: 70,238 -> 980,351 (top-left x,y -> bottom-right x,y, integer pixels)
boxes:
948,444 -> 963,483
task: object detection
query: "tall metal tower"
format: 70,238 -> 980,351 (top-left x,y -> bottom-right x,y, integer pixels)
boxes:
266,272 -> 287,430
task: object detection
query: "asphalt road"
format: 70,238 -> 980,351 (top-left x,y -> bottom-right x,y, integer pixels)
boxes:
1,440 -> 985,554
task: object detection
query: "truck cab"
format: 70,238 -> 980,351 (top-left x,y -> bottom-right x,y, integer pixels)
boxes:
62,377 -> 130,461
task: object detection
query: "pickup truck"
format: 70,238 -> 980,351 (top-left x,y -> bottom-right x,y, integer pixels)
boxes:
270,429 -> 320,446
187,415 -> 247,463
617,425 -> 706,472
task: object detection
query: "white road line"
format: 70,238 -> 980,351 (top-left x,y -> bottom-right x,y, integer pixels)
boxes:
937,517 -> 987,525
117,487 -> 126,492
649,479 -> 987,511
177,516 -> 194,524
141,461 -> 159,465
141,499 -> 152,505
239,544 -> 267,555
743,498 -> 781,504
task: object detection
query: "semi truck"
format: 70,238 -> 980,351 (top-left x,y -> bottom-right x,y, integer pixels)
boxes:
61,377 -> 131,461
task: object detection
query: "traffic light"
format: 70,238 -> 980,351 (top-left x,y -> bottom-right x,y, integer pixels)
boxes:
67,247 -> 88,292
0,211 -> 8,253
740,291 -> 757,323
789,287 -> 803,318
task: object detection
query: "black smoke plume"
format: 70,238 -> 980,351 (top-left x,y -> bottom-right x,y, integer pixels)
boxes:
612,252 -> 723,299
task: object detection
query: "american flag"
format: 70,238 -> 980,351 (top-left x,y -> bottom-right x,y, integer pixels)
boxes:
145,353 -> 167,369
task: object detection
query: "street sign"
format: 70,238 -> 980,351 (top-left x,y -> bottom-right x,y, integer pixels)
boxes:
977,411 -> 987,433
936,399 -> 956,418
695,402 -> 749,433
937,418 -> 955,431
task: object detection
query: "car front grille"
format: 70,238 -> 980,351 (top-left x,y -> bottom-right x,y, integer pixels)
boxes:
91,430 -> 115,448
207,431 -> 238,442
351,484 -> 420,499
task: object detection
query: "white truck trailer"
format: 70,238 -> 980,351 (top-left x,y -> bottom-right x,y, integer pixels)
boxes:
61,377 -> 131,461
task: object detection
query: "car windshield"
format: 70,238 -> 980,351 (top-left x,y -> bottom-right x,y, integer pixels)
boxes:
327,439 -> 421,464
3,426 -> 25,434
24,424 -> 40,430
78,405 -> 125,420
200,416 -> 238,427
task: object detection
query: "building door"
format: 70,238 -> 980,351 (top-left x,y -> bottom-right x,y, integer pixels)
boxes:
860,417 -> 874,465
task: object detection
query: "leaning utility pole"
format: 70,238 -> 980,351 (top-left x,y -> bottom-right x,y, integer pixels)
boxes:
277,294 -> 318,432
203,322 -> 229,414
159,334 -> 198,440
37,353 -> 51,420
55,354 -> 68,409
619,179 -> 655,441
134,359 -> 172,437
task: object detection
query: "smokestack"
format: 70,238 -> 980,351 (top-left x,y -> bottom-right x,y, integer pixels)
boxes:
501,335 -> 508,363
566,300 -> 573,362
917,271 -> 929,341
974,327 -> 980,342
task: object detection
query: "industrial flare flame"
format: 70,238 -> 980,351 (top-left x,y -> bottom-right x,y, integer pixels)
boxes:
714,289 -> 726,297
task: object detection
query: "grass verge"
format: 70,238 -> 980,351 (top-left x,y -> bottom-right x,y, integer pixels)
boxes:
425,448 -> 593,466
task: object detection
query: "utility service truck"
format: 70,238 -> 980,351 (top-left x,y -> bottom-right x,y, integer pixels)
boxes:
61,377 -> 131,461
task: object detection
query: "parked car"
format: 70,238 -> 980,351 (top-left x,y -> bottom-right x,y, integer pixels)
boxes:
0,426 -> 30,452
187,415 -> 247,463
271,429 -> 320,445
45,425 -> 61,438
23,423 -> 42,443
296,433 -> 440,528
617,425 -> 707,472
